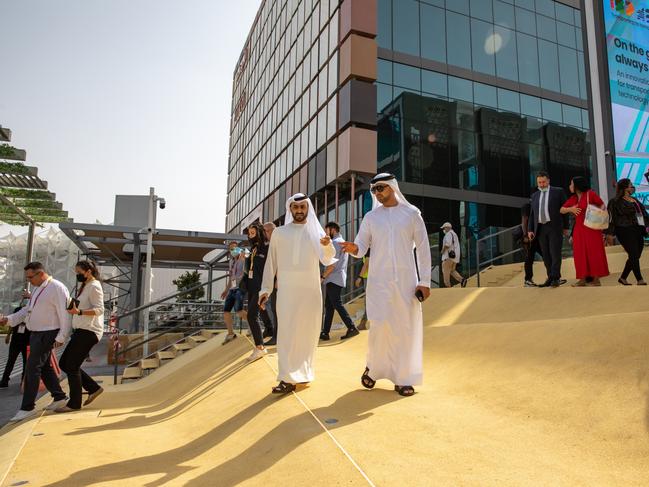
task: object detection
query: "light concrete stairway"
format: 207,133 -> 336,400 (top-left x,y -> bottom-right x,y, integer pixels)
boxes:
120,329 -> 222,383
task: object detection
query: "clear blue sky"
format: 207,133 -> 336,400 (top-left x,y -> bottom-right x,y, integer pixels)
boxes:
0,0 -> 260,235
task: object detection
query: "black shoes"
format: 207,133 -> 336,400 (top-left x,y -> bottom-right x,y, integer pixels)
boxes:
264,337 -> 277,346
340,328 -> 360,340
319,332 -> 330,341
262,327 -> 274,339
460,278 -> 467,288
539,279 -> 566,288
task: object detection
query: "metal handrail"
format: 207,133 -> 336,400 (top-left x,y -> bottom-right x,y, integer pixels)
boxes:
112,274 -> 228,384
475,225 -> 522,287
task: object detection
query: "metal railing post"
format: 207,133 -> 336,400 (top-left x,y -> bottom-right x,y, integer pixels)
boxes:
476,237 -> 481,288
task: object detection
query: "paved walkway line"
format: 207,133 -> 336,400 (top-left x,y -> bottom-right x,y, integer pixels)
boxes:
249,337 -> 376,487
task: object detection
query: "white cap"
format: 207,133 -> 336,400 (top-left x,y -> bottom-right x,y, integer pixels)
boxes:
441,222 -> 452,229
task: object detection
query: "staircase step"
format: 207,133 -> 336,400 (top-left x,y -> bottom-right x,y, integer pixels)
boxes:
201,329 -> 221,339
121,365 -> 142,383
157,350 -> 176,361
141,358 -> 160,370
188,335 -> 207,346
172,342 -> 194,353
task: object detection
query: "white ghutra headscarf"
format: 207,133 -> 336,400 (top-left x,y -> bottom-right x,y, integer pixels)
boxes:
369,173 -> 421,213
285,193 -> 337,264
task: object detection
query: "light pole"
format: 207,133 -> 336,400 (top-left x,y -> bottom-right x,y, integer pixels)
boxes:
141,187 -> 166,356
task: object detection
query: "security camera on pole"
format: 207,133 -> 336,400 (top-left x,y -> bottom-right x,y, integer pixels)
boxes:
141,187 -> 165,356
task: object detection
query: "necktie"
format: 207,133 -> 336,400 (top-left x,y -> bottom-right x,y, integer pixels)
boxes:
540,192 -> 547,224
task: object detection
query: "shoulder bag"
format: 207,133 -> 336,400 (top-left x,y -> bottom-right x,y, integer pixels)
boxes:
584,191 -> 609,230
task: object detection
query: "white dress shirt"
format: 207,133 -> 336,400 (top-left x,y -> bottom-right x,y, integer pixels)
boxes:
538,189 -> 551,223
7,277 -> 71,343
442,230 -> 461,263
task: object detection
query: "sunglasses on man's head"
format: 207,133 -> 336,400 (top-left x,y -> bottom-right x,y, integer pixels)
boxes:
371,185 -> 389,194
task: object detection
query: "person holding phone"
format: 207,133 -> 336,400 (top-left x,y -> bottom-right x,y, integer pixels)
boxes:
341,173 -> 431,397
56,260 -> 105,412
0,293 -> 31,388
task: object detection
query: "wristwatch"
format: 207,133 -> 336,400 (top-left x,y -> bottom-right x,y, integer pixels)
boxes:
78,309 -> 83,316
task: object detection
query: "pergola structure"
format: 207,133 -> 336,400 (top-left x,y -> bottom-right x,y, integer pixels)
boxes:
0,125 -> 71,262
59,221 -> 245,328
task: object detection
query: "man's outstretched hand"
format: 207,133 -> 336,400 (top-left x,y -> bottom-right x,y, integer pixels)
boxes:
258,293 -> 269,310
340,242 -> 358,254
320,236 -> 331,246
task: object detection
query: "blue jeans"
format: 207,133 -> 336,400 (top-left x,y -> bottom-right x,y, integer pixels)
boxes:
223,288 -> 244,313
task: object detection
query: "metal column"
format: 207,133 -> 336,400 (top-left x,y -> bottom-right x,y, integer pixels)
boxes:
350,173 -> 356,239
207,267 -> 213,302
129,233 -> 142,333
25,221 -> 36,265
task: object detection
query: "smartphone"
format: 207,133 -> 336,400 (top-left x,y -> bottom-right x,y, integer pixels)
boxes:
415,289 -> 424,302
67,298 -> 80,310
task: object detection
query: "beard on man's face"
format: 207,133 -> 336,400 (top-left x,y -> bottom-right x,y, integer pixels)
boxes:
292,210 -> 307,222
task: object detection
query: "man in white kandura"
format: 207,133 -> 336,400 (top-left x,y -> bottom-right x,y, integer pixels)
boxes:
259,193 -> 337,394
341,173 -> 431,397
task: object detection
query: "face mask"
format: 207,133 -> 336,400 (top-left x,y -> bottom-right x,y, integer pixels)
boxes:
230,248 -> 241,257
76,273 -> 87,283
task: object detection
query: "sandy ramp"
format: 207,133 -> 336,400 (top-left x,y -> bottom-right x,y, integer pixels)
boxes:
1,284 -> 648,486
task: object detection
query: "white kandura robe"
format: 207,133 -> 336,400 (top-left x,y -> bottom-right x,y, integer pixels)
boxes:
261,223 -> 336,383
353,203 -> 432,386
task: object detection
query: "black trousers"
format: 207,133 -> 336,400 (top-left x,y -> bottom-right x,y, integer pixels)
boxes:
322,283 -> 355,334
616,225 -> 645,281
1,331 -> 29,383
59,329 -> 101,409
247,290 -> 272,347
537,223 -> 563,281
522,238 -> 543,282
267,290 -> 278,341
22,329 -> 66,411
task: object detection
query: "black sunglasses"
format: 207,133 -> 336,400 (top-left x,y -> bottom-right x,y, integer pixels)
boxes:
371,185 -> 389,194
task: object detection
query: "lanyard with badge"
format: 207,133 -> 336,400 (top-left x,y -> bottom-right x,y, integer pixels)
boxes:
632,200 -> 645,226
26,277 -> 53,324
248,247 -> 257,279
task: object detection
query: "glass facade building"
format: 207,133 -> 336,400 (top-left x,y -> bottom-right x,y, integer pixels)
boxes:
227,0 -> 594,280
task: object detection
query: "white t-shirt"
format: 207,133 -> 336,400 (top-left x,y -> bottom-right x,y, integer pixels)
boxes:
442,230 -> 461,263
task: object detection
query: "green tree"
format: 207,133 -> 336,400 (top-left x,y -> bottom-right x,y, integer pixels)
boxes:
173,271 -> 205,301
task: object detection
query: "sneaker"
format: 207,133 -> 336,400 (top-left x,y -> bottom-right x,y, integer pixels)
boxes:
340,328 -> 360,340
246,348 -> 267,362
319,332 -> 330,341
84,387 -> 104,407
222,333 -> 237,345
45,398 -> 69,411
9,409 -> 38,422
524,280 -> 537,287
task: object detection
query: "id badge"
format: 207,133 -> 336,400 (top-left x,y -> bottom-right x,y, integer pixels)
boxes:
248,270 -> 253,279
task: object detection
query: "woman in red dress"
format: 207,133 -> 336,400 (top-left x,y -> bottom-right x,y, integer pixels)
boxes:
560,176 -> 610,286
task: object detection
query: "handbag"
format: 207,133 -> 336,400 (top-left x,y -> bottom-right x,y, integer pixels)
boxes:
584,191 -> 609,230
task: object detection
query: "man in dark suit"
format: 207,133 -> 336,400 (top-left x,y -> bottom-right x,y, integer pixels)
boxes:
527,171 -> 570,287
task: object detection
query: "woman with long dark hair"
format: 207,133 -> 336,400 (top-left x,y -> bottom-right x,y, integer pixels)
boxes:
56,260 -> 104,412
560,176 -> 609,286
243,222 -> 272,362
607,178 -> 649,285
